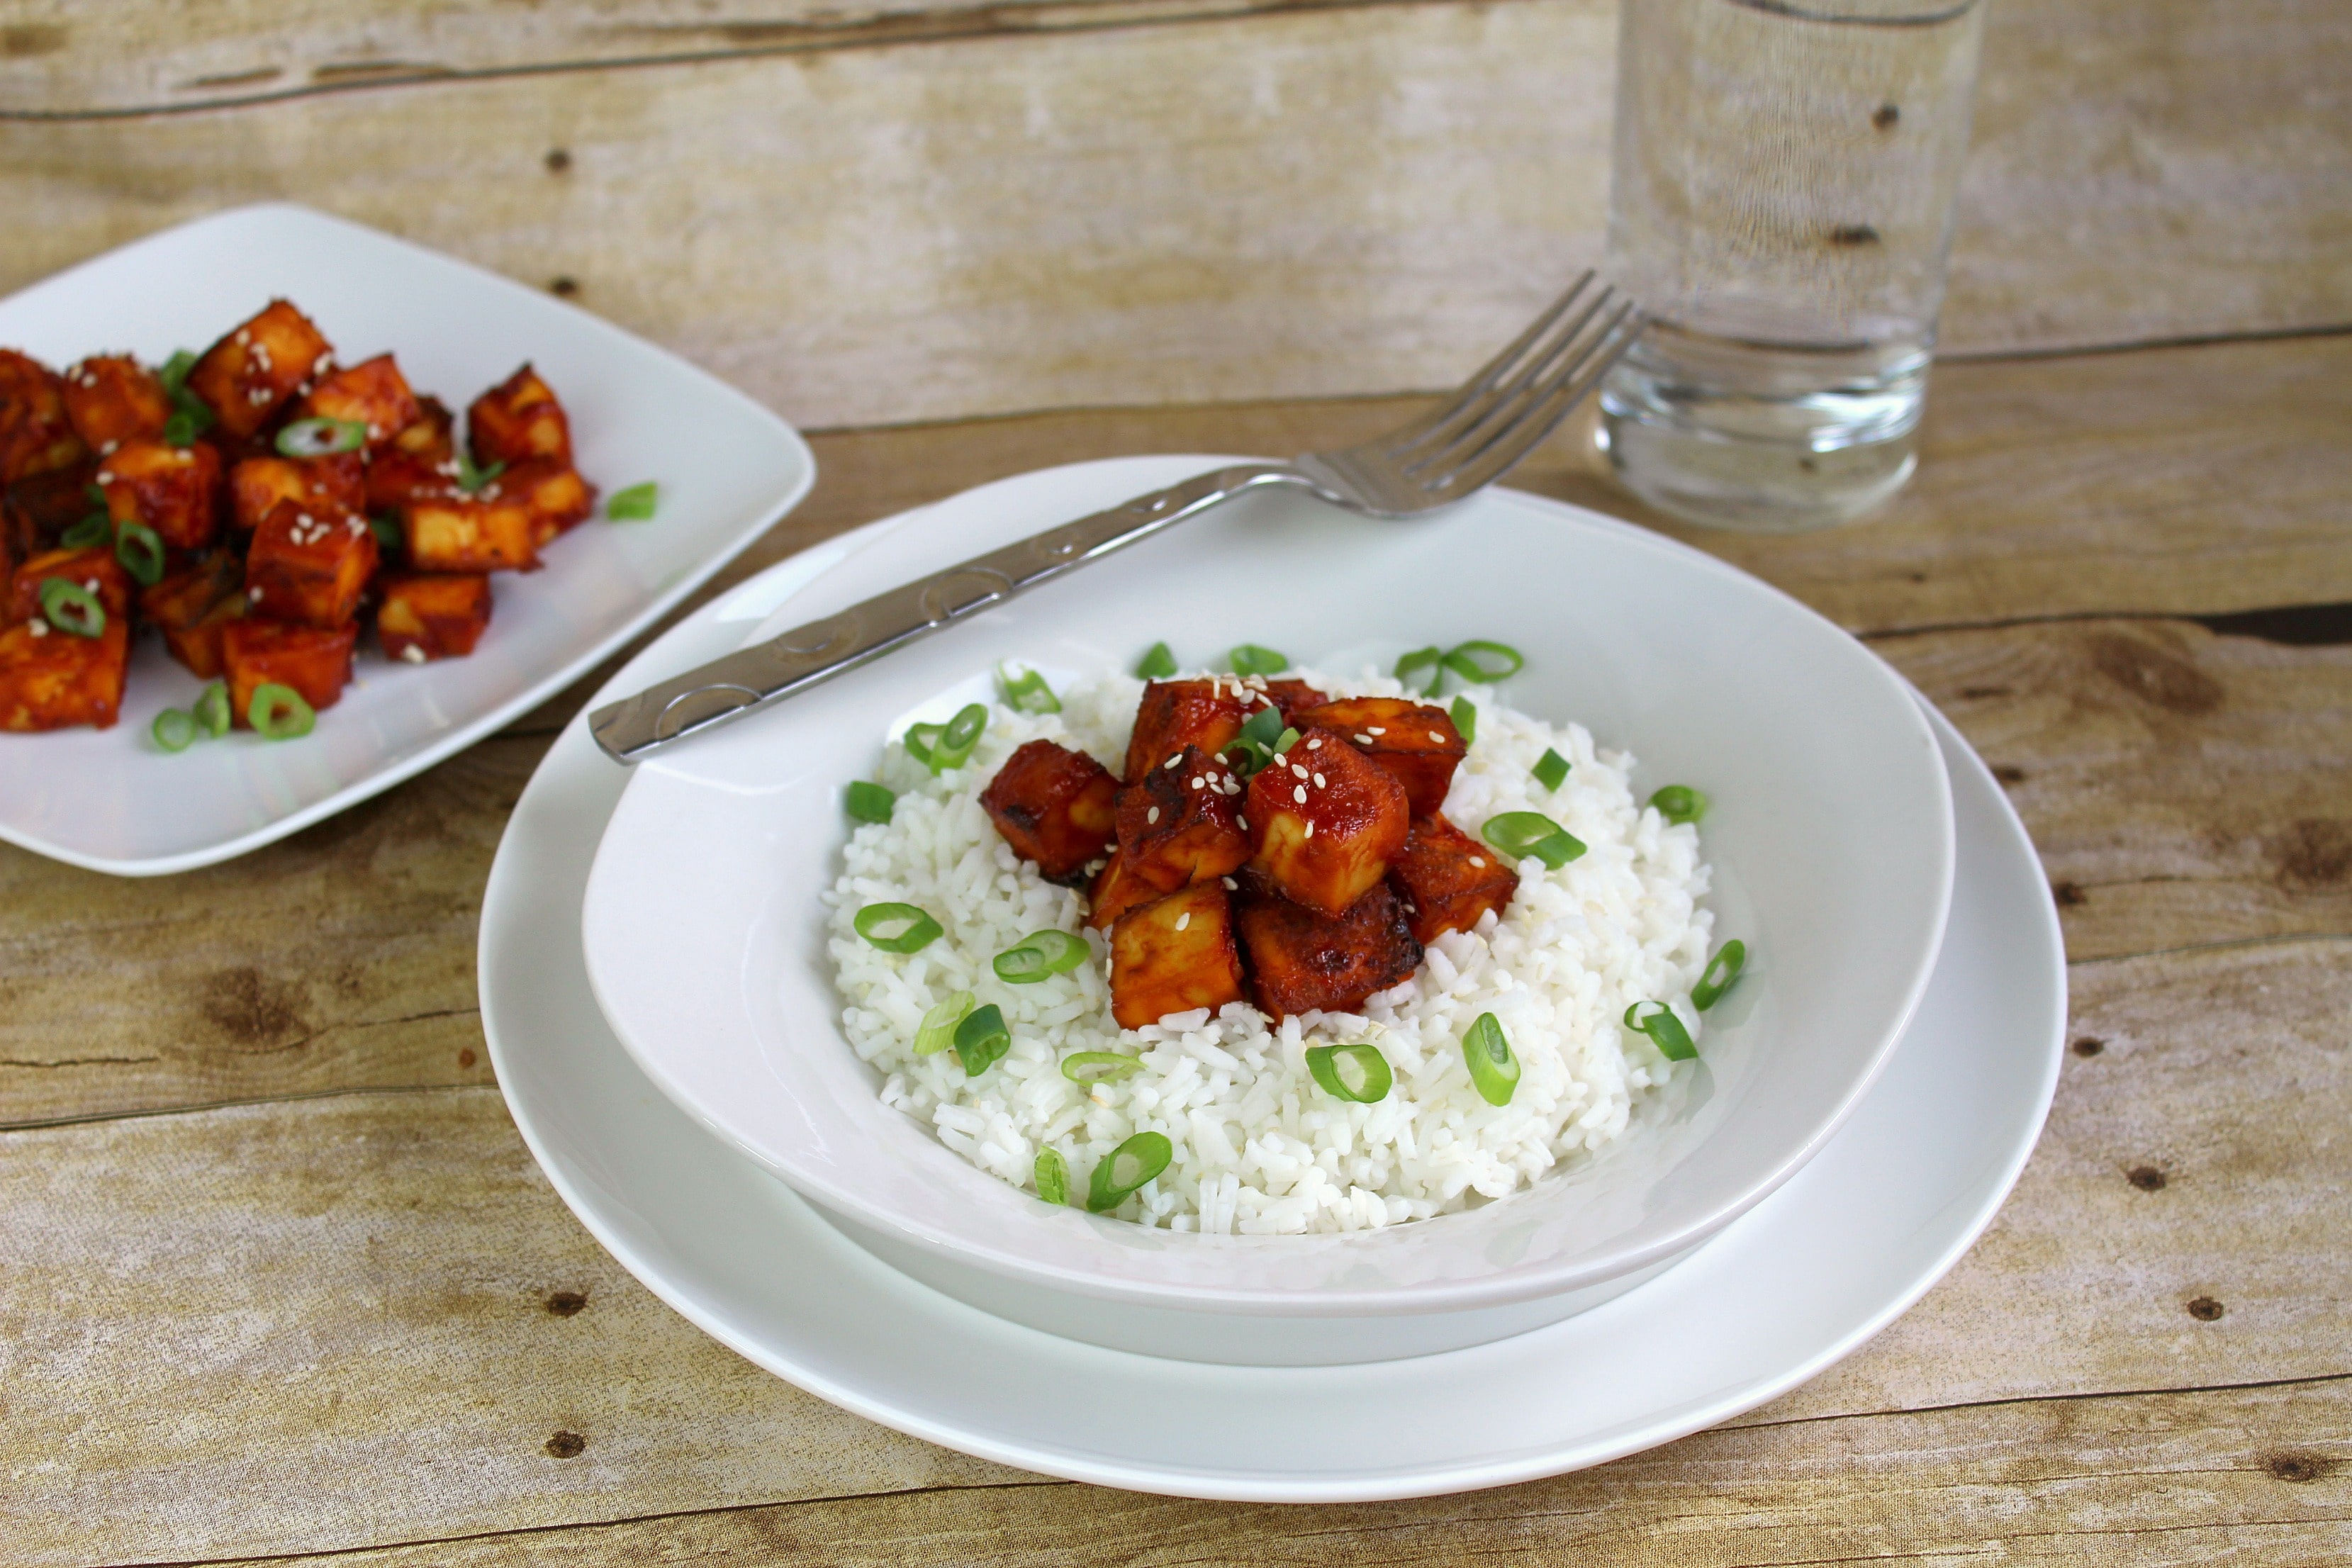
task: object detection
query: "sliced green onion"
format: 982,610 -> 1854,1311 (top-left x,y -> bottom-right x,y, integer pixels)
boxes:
161,411 -> 201,447
1394,645 -> 1443,695
250,683 -> 316,740
853,902 -> 943,953
1462,1013 -> 1520,1107
1061,1051 -> 1143,1084
951,1003 -> 1011,1076
845,780 -> 895,824
607,480 -> 659,521
995,929 -> 1090,983
914,990 -> 975,1055
1442,639 -> 1523,684
368,515 -> 403,553
454,452 -> 506,495
1650,785 -> 1708,827
275,417 -> 366,459
38,578 -> 105,638
1692,939 -> 1747,1012
1134,641 -> 1177,679
192,681 -> 231,739
1533,748 -> 1571,791
155,353 -> 211,445
997,663 -> 1061,715
904,702 -> 988,774
61,511 -> 112,549
1481,810 -> 1586,870
1228,643 -> 1289,676
151,707 -> 198,753
1450,695 -> 1477,745
1034,1147 -> 1070,1205
113,521 -> 165,586
1306,1042 -> 1393,1104
1086,1130 -> 1173,1212
1624,999 -> 1698,1061
1223,702 -> 1289,776
157,349 -> 198,396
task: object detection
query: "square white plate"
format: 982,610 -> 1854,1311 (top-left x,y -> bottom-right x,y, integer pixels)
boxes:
0,203 -> 814,875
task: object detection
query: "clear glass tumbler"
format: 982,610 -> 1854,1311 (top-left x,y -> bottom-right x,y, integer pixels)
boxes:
1599,0 -> 1986,531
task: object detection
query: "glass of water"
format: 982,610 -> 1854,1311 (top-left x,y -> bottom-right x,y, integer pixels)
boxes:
1599,0 -> 1986,531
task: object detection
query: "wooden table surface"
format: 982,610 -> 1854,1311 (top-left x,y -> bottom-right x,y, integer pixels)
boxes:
4,2 -> 2348,1562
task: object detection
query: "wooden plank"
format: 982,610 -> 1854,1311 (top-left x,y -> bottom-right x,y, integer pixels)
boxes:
2,939 -> 2341,1562
1,1 -> 2346,431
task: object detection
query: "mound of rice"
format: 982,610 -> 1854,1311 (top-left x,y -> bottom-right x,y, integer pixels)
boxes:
824,668 -> 1715,1235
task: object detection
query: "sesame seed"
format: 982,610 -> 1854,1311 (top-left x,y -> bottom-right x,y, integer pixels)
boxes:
235,329 -> 250,344
1367,727 -> 1385,737
1165,754 -> 1182,770
1429,730 -> 1446,742
1292,765 -> 1307,779
1190,776 -> 1204,789
1238,815 -> 1248,831
1469,856 -> 1485,868
1293,785 -> 1306,804
1314,773 -> 1326,788
399,644 -> 427,663
83,578 -> 99,593
99,439 -> 117,456
1146,806 -> 1160,824
1304,820 -> 1316,839
1307,737 -> 1321,749
1354,733 -> 1373,744
94,470 -> 112,483
1175,912 -> 1191,931
250,588 -> 264,603
28,620 -> 47,637
1221,877 -> 1238,890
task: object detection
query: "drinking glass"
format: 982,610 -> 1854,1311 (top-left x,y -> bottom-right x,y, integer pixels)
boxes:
1599,0 -> 1986,531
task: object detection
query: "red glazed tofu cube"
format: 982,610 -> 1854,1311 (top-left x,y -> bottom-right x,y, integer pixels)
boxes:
1085,848 -> 1165,932
1124,678 -> 1253,783
140,552 -> 247,679
229,453 -> 366,534
10,547 -> 133,626
980,738 -> 1120,883
1244,726 -> 1410,918
245,499 -> 379,628
293,353 -> 420,451
222,617 -> 355,726
1115,744 -> 1250,893
1109,880 -> 1248,1029
1388,812 -> 1521,944
0,617 -> 128,730
376,572 -> 492,663
1292,697 -> 1467,818
0,350 -> 88,483
1234,881 -> 1422,1021
62,355 -> 172,452
402,491 -> 537,573
468,364 -> 573,468
365,397 -> 460,512
186,300 -> 335,441
502,460 -> 598,547
98,437 -> 222,553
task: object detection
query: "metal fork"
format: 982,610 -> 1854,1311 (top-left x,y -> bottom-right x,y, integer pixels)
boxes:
590,273 -> 1645,763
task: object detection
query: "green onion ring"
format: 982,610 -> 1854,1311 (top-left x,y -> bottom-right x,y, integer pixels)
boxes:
853,901 -> 944,953
1449,694 -> 1477,745
1650,785 -> 1708,827
1228,643 -> 1289,676
1222,703 -> 1290,776
1306,1042 -> 1393,1104
368,515 -> 403,553
1462,1013 -> 1521,1106
1061,1051 -> 1143,1084
605,481 -> 659,521
454,453 -> 506,495
923,702 -> 988,773
160,410 -> 200,447
193,681 -> 232,739
1533,748 -> 1570,791
1086,1130 -> 1173,1212
1033,1147 -> 1070,1205
1692,939 -> 1747,1012
951,1003 -> 1011,1076
913,990 -> 975,1055
38,578 -> 105,638
1134,642 -> 1177,679
275,417 -> 367,459
997,663 -> 1061,715
1394,645 -> 1443,695
1481,810 -> 1586,870
995,929 -> 1090,983
113,521 -> 166,587
151,707 -> 198,753
1441,639 -> 1524,683
157,349 -> 198,395
1624,999 -> 1698,1061
902,722 -> 942,768
249,683 -> 316,741
60,512 -> 112,549
845,780 -> 895,824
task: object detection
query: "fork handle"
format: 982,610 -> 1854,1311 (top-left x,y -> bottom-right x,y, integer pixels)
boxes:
588,461 -> 1306,763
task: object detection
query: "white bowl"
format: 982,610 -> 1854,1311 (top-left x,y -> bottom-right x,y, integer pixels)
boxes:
581,457 -> 1953,1365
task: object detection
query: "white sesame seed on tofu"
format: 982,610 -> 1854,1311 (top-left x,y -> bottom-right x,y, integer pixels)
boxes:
1306,737 -> 1321,749
1354,733 -> 1373,744
1146,806 -> 1160,824
1175,912 -> 1191,931
1238,814 -> 1249,831
1221,877 -> 1238,890
1429,731 -> 1447,743
1367,727 -> 1385,737
28,620 -> 47,637
1165,754 -> 1182,770
399,644 -> 427,663
1292,785 -> 1306,805
1304,820 -> 1316,839
1292,764 -> 1307,779
1314,773 -> 1326,788
1469,856 -> 1485,868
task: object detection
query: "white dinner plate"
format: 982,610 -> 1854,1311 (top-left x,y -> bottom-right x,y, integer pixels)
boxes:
483,504 -> 2063,1501
0,203 -> 813,875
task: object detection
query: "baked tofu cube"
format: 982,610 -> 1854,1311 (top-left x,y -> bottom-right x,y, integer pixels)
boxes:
0,617 -> 128,730
10,547 -> 133,626
222,617 -> 355,726
980,738 -> 1120,883
502,459 -> 598,547
1125,678 -> 1252,783
1388,812 -> 1521,944
98,437 -> 223,552
1292,697 -> 1467,818
1244,726 -> 1410,918
1109,880 -> 1248,1029
293,353 -> 420,451
4,462 -> 100,562
402,491 -> 537,573
376,572 -> 492,663
0,350 -> 88,483
186,300 -> 335,441
62,355 -> 172,451
1115,744 -> 1250,892
365,397 -> 459,513
1085,848 -> 1165,932
229,453 -> 366,534
468,364 -> 573,468
245,499 -> 378,628
140,551 -> 247,679
1234,881 -> 1422,1021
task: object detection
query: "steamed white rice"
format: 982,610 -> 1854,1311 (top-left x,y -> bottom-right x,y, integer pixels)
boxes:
823,668 -> 1715,1234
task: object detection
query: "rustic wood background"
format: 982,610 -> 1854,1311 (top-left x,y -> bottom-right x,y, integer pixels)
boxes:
2,0 -> 2348,1562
